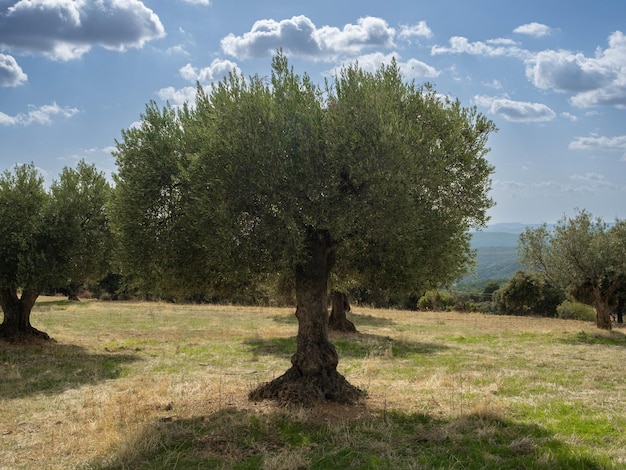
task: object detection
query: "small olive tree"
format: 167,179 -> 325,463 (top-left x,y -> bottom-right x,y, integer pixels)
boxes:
0,162 -> 112,340
519,210 -> 626,330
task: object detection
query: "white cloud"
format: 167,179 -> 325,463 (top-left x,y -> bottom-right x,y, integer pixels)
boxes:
569,134 -> 626,158
0,53 -> 27,86
431,36 -> 528,59
156,86 -> 198,107
526,31 -> 626,108
483,79 -> 503,89
526,49 -> 612,92
180,59 -> 240,83
221,15 -> 395,60
474,95 -> 556,122
399,21 -> 433,40
570,173 -> 619,190
165,45 -> 189,56
0,102 -> 79,126
513,22 -> 551,37
560,112 -> 577,122
0,0 -> 165,61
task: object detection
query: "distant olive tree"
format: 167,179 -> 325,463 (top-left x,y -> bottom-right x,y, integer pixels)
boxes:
493,270 -> 564,317
0,162 -> 111,340
519,210 -> 626,330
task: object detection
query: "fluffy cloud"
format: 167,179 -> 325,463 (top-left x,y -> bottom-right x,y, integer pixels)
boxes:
434,27 -> 626,109
513,22 -> 551,37
0,53 -> 27,86
399,21 -> 433,40
526,49 -> 613,92
0,0 -> 165,61
569,134 -> 626,156
526,31 -> 626,107
0,102 -> 79,126
156,86 -> 198,107
179,59 -> 240,83
474,95 -> 556,122
157,59 -> 241,107
221,15 -> 395,60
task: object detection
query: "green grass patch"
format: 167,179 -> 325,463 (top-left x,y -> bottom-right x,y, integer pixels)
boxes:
1,304 -> 625,469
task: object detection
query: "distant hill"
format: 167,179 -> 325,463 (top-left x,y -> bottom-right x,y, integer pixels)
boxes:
460,225 -> 527,282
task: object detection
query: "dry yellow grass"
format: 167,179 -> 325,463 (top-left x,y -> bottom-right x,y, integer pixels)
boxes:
1,301 -> 624,468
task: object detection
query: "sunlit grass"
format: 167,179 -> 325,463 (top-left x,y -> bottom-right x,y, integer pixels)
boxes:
0,300 -> 624,468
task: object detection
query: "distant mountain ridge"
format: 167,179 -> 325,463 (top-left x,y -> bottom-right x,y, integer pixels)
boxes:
462,223 -> 533,282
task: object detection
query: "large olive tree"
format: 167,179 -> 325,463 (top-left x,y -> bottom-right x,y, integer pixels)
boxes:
519,210 -> 626,330
112,54 -> 496,403
0,162 -> 112,340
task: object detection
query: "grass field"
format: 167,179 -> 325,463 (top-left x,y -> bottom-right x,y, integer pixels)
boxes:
1,299 -> 625,469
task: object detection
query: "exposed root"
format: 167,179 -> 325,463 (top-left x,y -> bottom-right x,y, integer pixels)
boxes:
328,317 -> 358,333
0,325 -> 53,343
249,366 -> 365,407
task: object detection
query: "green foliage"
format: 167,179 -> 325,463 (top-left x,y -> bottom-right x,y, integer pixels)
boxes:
50,160 -> 113,295
493,271 -> 545,316
417,290 -> 456,311
0,162 -> 112,311
492,270 -> 565,317
556,300 -> 596,321
519,210 -> 626,329
0,163 -> 52,290
112,53 -> 496,301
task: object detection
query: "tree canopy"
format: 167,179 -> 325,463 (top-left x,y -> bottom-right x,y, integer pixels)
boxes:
518,210 -> 626,330
113,54 -> 495,300
112,53 -> 496,403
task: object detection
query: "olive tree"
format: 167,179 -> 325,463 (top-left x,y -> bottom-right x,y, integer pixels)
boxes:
519,210 -> 626,330
51,161 -> 114,300
113,54 -> 496,403
0,162 -> 112,340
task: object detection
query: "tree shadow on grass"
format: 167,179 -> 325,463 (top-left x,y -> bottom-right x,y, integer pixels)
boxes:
0,340 -> 139,399
94,405 -> 610,469
244,333 -> 447,359
560,329 -> 626,348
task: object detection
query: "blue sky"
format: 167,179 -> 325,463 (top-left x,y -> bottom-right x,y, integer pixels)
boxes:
1,0 -> 625,225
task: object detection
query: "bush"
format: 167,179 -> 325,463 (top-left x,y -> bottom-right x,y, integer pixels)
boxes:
417,290 -> 455,311
556,300 -> 596,321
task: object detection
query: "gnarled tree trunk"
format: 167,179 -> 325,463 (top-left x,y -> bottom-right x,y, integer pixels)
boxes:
0,288 -> 50,340
592,286 -> 612,331
249,230 -> 363,405
329,290 -> 357,333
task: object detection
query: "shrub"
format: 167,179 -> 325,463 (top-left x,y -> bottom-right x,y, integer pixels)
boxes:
556,300 -> 596,321
417,290 -> 455,311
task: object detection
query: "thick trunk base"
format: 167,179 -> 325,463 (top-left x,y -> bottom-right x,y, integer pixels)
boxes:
594,300 -> 612,331
249,365 -> 364,406
328,291 -> 357,333
0,289 -> 51,342
251,230 -> 364,406
0,324 -> 52,342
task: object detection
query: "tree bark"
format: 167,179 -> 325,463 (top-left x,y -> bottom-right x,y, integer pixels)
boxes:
592,286 -> 612,331
329,290 -> 357,333
249,230 -> 364,405
0,288 -> 51,340
67,283 -> 81,302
